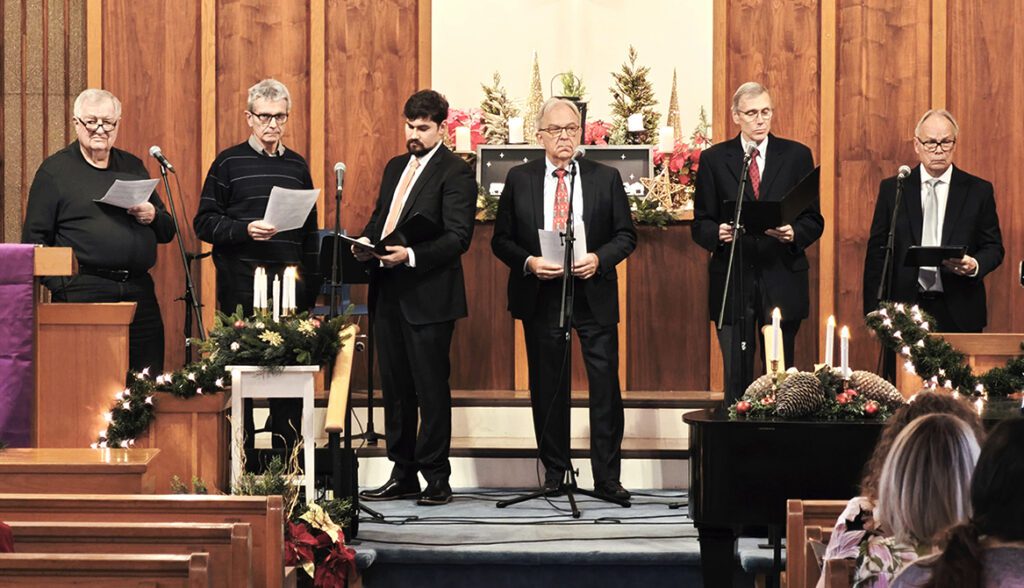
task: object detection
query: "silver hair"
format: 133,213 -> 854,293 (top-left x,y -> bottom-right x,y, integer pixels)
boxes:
247,79 -> 291,112
73,88 -> 122,119
535,97 -> 581,131
731,81 -> 770,112
875,413 -> 980,547
915,109 -> 960,138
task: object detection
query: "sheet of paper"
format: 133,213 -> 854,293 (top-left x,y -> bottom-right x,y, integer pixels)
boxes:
94,178 -> 160,209
538,224 -> 587,265
262,186 -> 320,232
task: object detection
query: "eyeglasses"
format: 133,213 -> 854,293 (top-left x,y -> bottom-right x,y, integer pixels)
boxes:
539,124 -> 581,137
75,117 -> 119,132
249,111 -> 289,125
737,108 -> 773,121
916,137 -> 956,153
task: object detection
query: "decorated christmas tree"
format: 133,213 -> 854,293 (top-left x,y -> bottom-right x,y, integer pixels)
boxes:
480,72 -> 520,145
667,69 -> 682,142
609,46 -> 659,145
524,51 -> 544,144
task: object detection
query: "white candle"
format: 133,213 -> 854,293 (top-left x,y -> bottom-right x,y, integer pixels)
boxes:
253,267 -> 261,311
771,308 -> 782,366
824,315 -> 836,367
280,269 -> 290,316
455,126 -> 471,152
840,326 -> 850,378
272,274 -> 281,322
658,126 -> 675,153
286,267 -> 297,313
627,113 -> 644,133
508,117 -> 525,144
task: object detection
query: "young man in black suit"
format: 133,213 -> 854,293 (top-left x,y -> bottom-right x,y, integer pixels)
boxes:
492,98 -> 637,501
863,109 -> 1003,332
691,82 -> 824,405
352,89 -> 477,506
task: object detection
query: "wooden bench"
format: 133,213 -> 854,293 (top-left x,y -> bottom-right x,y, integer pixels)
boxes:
786,499 -> 848,588
0,494 -> 282,588
0,552 -> 208,587
804,525 -> 832,588
821,558 -> 854,588
0,448 -> 160,494
6,521 -> 250,588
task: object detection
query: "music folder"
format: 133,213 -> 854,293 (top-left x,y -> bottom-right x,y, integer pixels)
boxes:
723,166 -> 820,233
903,245 -> 967,267
335,212 -> 442,256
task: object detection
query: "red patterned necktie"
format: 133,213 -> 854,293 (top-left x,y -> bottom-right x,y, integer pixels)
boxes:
748,148 -> 761,199
553,168 -> 569,231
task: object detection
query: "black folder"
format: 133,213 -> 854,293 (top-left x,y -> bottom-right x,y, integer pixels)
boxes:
903,245 -> 966,267
336,212 -> 442,256
723,166 -> 820,233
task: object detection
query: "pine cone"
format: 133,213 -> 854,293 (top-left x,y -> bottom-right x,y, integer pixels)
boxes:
776,372 -> 826,418
744,374 -> 775,401
849,370 -> 905,410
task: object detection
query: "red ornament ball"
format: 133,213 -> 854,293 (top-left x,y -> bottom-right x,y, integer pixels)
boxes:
312,319 -> 322,328
846,390 -> 859,399
864,400 -> 879,415
233,320 -> 246,329
736,400 -> 752,415
836,392 -> 850,405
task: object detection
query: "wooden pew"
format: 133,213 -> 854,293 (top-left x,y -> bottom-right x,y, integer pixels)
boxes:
0,448 -> 160,494
6,521 -> 250,588
786,499 -> 848,588
0,552 -> 209,587
822,557 -> 854,588
804,525 -> 832,588
0,494 -> 282,588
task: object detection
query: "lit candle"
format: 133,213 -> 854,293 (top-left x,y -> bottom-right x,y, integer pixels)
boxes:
824,315 -> 836,367
508,117 -> 525,144
253,267 -> 261,311
272,274 -> 281,322
627,113 -> 644,133
840,326 -> 850,378
286,266 -> 297,313
658,126 -> 675,153
455,126 -> 472,152
771,308 -> 782,367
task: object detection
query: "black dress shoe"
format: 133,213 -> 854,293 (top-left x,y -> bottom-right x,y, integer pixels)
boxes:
360,477 -> 421,501
416,480 -> 453,506
594,480 -> 631,501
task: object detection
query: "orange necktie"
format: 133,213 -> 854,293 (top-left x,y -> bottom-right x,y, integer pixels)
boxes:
382,157 -> 420,237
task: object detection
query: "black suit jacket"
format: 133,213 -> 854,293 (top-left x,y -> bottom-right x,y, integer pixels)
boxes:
691,133 -> 823,323
360,144 -> 477,325
862,165 -> 1003,331
491,158 -> 637,327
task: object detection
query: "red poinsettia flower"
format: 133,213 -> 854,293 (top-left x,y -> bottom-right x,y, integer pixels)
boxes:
313,543 -> 359,588
285,521 -> 317,566
585,120 -> 612,146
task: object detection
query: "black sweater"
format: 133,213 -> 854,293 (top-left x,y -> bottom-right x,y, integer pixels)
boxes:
21,141 -> 175,272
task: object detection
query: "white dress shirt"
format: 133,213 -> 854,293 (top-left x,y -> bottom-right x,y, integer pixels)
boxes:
740,134 -> 769,180
918,163 -> 955,290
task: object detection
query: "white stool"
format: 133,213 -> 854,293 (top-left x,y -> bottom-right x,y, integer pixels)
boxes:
228,365 -> 319,501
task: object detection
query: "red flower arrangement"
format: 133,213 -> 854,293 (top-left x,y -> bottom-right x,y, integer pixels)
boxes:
285,504 -> 358,587
653,140 -> 704,187
585,120 -> 613,145
444,108 -> 485,151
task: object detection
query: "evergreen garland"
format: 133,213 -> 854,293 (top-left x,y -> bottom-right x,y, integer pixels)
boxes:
480,72 -> 520,145
609,46 -> 659,145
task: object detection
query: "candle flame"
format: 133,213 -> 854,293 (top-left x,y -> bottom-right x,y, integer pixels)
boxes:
827,315 -> 836,327
840,326 -> 850,338
772,307 -> 781,319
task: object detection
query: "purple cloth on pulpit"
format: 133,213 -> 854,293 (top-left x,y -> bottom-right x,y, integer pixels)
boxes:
0,244 -> 36,447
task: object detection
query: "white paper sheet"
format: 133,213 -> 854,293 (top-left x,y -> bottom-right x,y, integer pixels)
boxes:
538,223 -> 588,264
262,186 -> 320,232
94,178 -> 160,209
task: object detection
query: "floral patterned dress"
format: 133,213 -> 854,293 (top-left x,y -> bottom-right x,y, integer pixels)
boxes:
821,496 -> 922,588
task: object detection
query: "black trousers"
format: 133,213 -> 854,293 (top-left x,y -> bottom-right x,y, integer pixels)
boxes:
717,277 -> 801,406
523,281 -> 624,486
49,273 -> 165,373
373,274 -> 455,484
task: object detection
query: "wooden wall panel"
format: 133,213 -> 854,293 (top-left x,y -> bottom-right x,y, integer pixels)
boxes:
834,0 -> 932,373
948,0 -> 1024,334
103,0 -> 202,371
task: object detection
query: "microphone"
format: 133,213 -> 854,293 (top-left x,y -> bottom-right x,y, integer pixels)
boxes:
569,146 -> 586,176
897,165 -> 912,180
743,142 -> 758,163
334,162 -> 346,192
149,146 -> 176,173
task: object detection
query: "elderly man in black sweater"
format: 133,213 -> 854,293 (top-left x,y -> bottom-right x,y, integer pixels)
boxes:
23,88 -> 174,373
194,78 -> 320,450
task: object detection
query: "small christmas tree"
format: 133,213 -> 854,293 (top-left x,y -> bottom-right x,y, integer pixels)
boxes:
524,51 -> 544,144
667,69 -> 682,142
609,46 -> 659,145
692,105 -> 712,146
480,72 -> 520,145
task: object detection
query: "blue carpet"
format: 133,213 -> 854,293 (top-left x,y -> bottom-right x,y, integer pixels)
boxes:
349,489 -> 774,588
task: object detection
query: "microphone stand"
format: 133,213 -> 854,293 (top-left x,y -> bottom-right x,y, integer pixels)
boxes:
875,173 -> 906,380
496,156 -> 630,517
157,164 -> 205,365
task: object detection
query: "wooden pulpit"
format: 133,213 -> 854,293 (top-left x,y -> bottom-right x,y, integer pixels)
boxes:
896,332 -> 1024,396
33,247 -> 136,448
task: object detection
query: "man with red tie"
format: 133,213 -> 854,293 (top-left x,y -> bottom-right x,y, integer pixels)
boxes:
691,82 -> 823,405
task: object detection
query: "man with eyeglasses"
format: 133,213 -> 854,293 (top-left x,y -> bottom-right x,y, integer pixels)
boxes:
22,88 -> 174,373
692,82 -> 823,405
863,109 -> 1003,334
194,78 -> 320,451
492,98 -> 637,501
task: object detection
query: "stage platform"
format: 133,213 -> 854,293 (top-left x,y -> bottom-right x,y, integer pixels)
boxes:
348,489 -> 779,588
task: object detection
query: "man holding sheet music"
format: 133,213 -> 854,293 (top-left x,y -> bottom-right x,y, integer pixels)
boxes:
492,98 -> 636,501
194,78 -> 320,450
692,82 -> 823,405
350,89 -> 476,506
22,88 -> 173,373
863,109 -> 1003,332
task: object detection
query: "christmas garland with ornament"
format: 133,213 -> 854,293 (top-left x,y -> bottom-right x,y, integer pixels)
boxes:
865,301 -> 1024,397
729,366 -> 904,421
94,309 -> 350,448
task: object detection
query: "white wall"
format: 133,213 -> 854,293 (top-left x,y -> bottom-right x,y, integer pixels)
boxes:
431,0 -> 714,138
